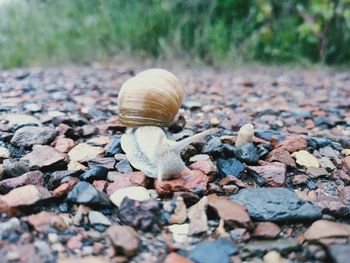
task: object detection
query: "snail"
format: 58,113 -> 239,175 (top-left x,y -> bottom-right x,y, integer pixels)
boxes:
118,69 -> 216,181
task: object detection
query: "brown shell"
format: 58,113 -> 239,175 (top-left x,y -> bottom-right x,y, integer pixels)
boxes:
118,68 -> 183,127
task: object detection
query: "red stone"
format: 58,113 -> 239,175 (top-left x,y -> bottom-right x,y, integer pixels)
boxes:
252,222 -> 281,238
27,211 -> 53,232
164,252 -> 193,263
219,175 -> 249,188
189,160 -> 216,175
154,170 -> 208,195
266,148 -> 296,167
93,180 -> 107,192
52,178 -> 78,198
247,162 -> 286,187
0,170 -> 44,194
273,136 -> 307,153
207,194 -> 251,227
106,172 -> 147,195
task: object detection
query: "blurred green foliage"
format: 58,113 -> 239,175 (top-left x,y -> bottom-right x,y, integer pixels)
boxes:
0,0 -> 349,68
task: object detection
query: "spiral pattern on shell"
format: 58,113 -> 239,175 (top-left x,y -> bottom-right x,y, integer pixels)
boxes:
118,68 -> 184,127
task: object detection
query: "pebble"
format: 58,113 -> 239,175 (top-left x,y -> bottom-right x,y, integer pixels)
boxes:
0,147 -> 10,159
109,186 -> 150,207
163,253 -> 192,263
53,137 -> 75,153
118,197 -> 160,231
328,244 -> 350,263
229,188 -> 321,222
189,154 -> 211,162
79,166 -> 109,182
266,148 -> 296,167
202,136 -> 223,156
5,114 -> 42,130
307,167 -> 328,178
189,159 -> 217,175
291,150 -> 320,168
0,170 -> 44,194
273,136 -> 307,153
216,158 -> 245,178
68,143 -> 105,163
52,178 -> 79,198
235,143 -> 259,164
188,238 -> 238,263
115,159 -> 133,173
319,157 -> 336,170
88,157 -> 116,170
107,225 -> 140,257
247,162 -> 286,187
255,130 -> 283,141
163,196 -> 187,224
252,222 -> 281,239
22,145 -> 68,170
66,182 -> 110,207
10,126 -> 56,147
105,136 -> 122,157
3,159 -> 30,178
0,218 -> 20,239
188,197 -> 208,234
168,224 -> 190,242
0,185 -> 51,212
208,194 -> 251,227
154,170 -> 208,195
88,211 -> 111,227
27,211 -> 53,232
244,238 -> 299,255
304,220 -> 350,240
263,251 -> 288,263
106,171 -> 147,195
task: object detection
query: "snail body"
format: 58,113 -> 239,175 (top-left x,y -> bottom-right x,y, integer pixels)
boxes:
118,68 -> 215,181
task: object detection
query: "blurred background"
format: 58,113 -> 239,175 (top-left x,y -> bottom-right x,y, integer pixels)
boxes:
0,0 -> 349,69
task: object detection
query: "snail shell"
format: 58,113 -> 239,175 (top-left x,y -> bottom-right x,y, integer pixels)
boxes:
118,68 -> 183,127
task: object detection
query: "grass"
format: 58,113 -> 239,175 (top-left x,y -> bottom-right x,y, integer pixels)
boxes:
0,0 -> 349,69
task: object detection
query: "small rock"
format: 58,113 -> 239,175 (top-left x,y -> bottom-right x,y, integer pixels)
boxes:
252,222 -> 280,239
163,196 -> 187,224
5,114 -> 42,130
48,170 -> 81,189
106,171 -> 147,195
109,186 -> 150,207
263,251 -> 288,263
235,124 -> 254,147
244,238 -> 299,255
66,235 -> 83,250
255,130 -> 283,141
88,211 -> 111,227
115,159 -> 133,173
80,166 -> 109,182
154,170 -> 208,195
235,143 -> 259,164
229,188 -> 321,222
11,126 -> 56,147
3,159 -> 30,178
304,220 -> 350,240
0,170 -> 44,194
292,174 -> 308,185
189,159 -> 217,175
273,136 -> 307,153
105,136 -> 122,157
27,211 -> 53,232
188,197 -> 208,234
67,160 -> 88,171
319,157 -> 336,170
0,185 -> 51,213
266,148 -> 296,167
0,218 -> 20,239
292,150 -> 320,168
216,158 -> 245,178
319,146 -> 340,158
88,157 -> 116,170
50,215 -> 69,231
164,252 -> 193,263
66,182 -> 110,207
52,178 -> 79,198
307,167 -> 328,178
22,145 -> 68,170
188,238 -> 238,263
328,244 -> 350,263
53,137 -> 75,153
168,223 -> 190,242
247,162 -> 286,187
208,194 -> 251,227
68,143 -> 105,163
202,137 -> 223,156
107,225 -> 140,257
0,147 -> 10,159
118,197 -> 160,231
189,154 -> 210,163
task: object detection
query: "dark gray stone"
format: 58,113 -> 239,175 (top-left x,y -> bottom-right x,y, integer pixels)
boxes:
235,143 -> 259,164
105,136 -> 122,157
229,188 -> 321,222
80,166 -> 109,182
329,244 -> 350,263
202,136 -> 223,156
11,126 -> 56,147
115,159 -> 133,173
67,182 -> 110,207
3,159 -> 30,178
217,158 -> 245,178
243,238 -> 299,257
188,238 -> 238,263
